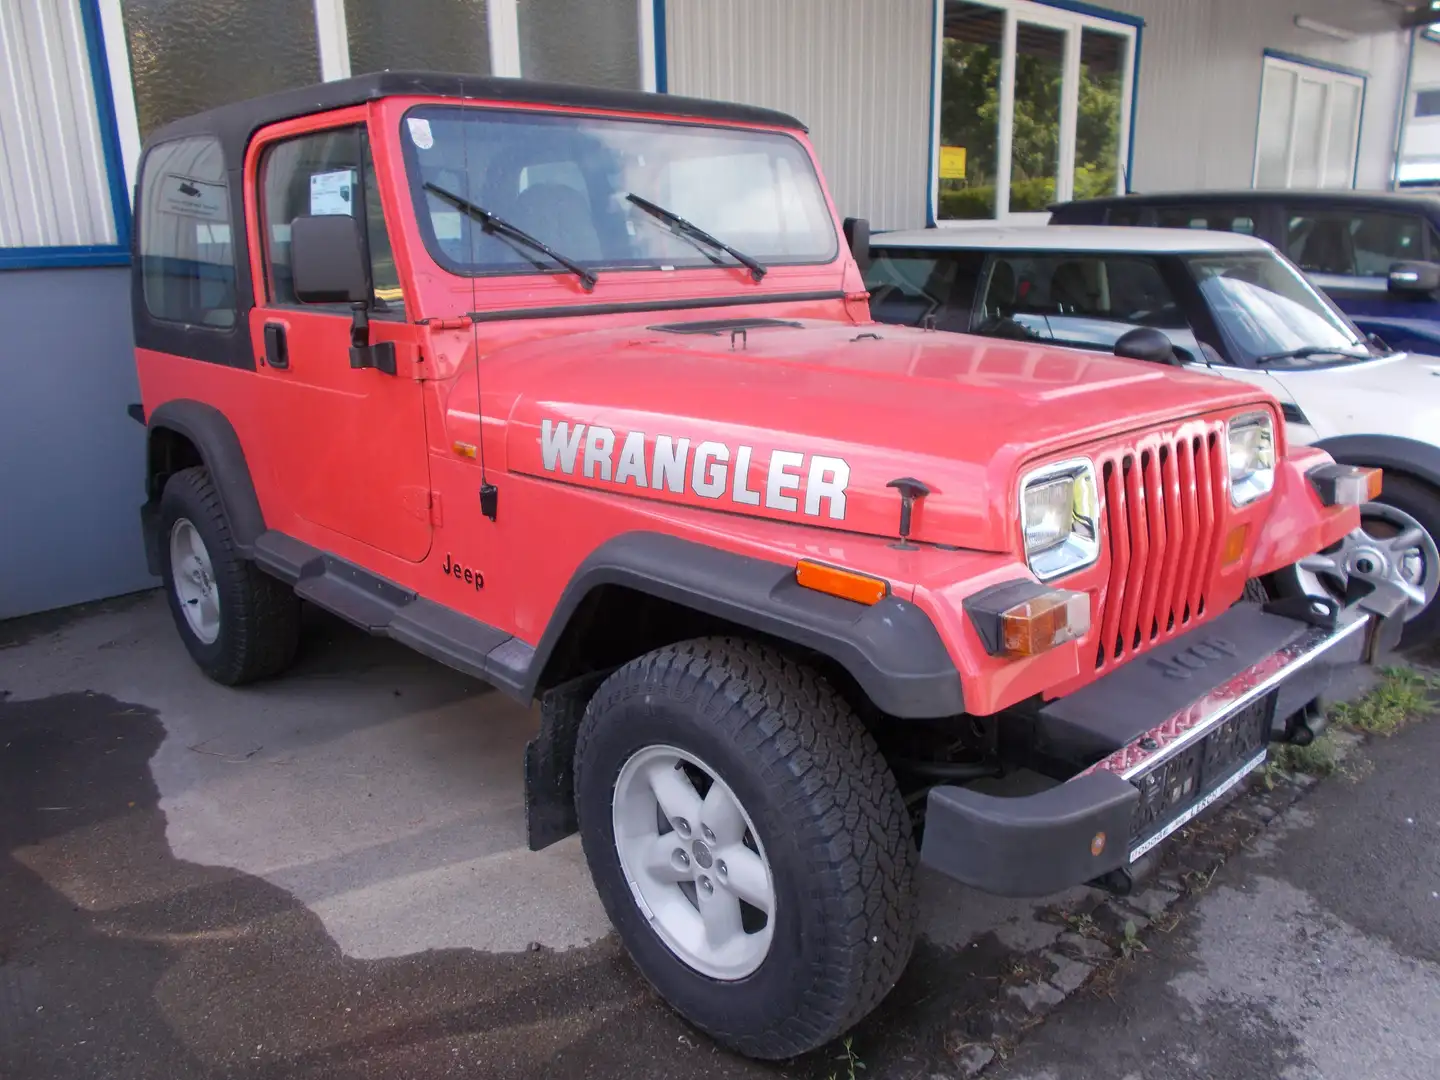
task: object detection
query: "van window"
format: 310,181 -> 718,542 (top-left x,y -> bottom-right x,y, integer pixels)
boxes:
138,136 -> 238,329
261,126 -> 404,313
1153,204 -> 1258,235
1285,211 -> 1425,277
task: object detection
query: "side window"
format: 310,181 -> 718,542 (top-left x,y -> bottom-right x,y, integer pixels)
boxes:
1105,205 -> 1145,226
1153,204 -> 1259,234
261,127 -> 404,314
975,253 -> 1192,352
1286,211 -> 1424,277
139,136 -> 238,329
863,250 -> 984,330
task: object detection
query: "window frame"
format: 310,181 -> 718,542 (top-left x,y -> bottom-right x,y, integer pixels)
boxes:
397,103 -> 840,283
1252,51 -> 1366,191
927,0 -> 1142,226
0,0 -> 132,270
254,121 -> 406,319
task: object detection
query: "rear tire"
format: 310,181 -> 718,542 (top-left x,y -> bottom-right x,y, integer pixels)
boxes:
159,466 -> 300,685
573,637 -> 917,1060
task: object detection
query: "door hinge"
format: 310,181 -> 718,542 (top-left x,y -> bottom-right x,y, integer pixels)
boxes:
401,486 -> 436,523
420,316 -> 474,331
429,492 -> 444,527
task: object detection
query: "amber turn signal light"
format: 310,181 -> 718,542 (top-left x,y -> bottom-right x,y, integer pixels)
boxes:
1307,463 -> 1382,507
795,560 -> 889,605
999,590 -> 1091,657
1221,524 -> 1249,566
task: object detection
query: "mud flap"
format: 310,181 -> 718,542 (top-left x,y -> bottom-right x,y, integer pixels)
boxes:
524,674 -> 606,850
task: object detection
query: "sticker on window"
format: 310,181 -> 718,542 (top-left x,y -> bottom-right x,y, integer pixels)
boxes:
158,174 -> 227,221
310,169 -> 356,216
408,117 -> 434,151
432,211 -> 463,241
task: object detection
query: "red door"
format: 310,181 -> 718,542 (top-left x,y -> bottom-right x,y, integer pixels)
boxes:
248,121 -> 432,563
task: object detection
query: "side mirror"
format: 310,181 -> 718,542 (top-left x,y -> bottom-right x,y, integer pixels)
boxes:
843,217 -> 871,273
291,214 -> 370,304
1387,260 -> 1440,297
1113,327 -> 1178,366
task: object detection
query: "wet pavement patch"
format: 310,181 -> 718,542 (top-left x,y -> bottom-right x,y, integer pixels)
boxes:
0,690 -> 782,1080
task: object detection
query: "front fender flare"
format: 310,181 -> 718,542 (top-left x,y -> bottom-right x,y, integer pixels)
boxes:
1312,434 -> 1440,493
525,532 -> 966,719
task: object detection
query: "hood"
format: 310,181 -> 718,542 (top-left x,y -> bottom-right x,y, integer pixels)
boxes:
495,321 -> 1272,551
1273,352 -> 1440,445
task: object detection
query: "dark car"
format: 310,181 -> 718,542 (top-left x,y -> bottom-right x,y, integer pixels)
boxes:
1049,189 -> 1440,354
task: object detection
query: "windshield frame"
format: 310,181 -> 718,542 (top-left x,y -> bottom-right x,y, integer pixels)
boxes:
397,103 -> 840,282
1181,248 -> 1381,369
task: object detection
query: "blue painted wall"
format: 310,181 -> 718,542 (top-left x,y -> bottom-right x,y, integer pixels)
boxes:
0,267 -> 156,619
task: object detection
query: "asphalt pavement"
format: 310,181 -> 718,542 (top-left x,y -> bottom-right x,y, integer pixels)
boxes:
2,594 -> 1436,1080
992,659 -> 1440,1080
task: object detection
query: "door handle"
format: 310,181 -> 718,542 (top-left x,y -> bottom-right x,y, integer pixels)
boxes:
263,323 -> 289,369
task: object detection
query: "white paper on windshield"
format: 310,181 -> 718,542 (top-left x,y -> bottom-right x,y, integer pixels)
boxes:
309,169 -> 356,216
408,117 -> 434,150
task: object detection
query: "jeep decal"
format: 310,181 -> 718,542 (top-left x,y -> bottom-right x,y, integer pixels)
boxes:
540,419 -> 850,520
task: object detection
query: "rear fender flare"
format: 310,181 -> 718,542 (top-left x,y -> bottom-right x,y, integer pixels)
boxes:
146,400 -> 265,556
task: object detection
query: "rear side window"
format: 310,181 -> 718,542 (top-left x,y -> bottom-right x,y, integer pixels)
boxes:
1285,211 -> 1425,276
138,136 -> 237,329
863,249 -> 985,331
1152,204 -> 1258,235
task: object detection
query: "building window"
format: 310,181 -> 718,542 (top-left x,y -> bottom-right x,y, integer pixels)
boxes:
346,0 -> 491,78
934,0 -> 1137,223
0,0 -> 129,268
121,0 -> 321,140
519,0 -> 641,89
1253,54 -> 1362,190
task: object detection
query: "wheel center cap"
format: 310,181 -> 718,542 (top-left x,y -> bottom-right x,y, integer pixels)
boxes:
691,840 -> 714,869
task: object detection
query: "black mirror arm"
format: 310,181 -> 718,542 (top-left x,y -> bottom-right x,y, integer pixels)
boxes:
350,301 -> 370,349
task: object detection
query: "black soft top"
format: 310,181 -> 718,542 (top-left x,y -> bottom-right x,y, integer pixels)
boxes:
145,70 -> 807,158
1054,188 -> 1440,214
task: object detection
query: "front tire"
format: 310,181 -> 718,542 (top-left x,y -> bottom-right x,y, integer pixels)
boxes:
573,638 -> 917,1059
159,466 -> 301,684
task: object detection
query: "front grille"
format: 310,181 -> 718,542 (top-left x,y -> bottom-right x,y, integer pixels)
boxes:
1096,426 -> 1228,670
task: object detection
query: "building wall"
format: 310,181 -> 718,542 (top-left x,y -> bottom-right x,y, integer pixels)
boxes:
1105,0 -> 1408,193
0,267 -> 155,620
665,0 -> 934,230
665,0 -> 1409,229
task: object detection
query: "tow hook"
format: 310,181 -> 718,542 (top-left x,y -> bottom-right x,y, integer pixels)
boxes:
1090,850 -> 1158,897
1281,699 -> 1327,747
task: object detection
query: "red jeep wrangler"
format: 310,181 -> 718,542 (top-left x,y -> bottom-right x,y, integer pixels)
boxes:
131,73 -> 1407,1058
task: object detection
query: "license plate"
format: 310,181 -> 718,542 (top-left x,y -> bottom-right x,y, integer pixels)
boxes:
1127,694 -> 1273,862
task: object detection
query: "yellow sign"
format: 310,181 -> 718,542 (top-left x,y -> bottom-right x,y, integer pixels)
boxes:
939,145 -> 968,180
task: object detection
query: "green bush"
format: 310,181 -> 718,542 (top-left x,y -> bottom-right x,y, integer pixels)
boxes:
937,176 -> 1057,220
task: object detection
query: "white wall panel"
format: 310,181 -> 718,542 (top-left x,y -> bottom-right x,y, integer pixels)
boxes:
0,0 -> 116,249
1101,0 -> 1407,192
665,0 -> 934,230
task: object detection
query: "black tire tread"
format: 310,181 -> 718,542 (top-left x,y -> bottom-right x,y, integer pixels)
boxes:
575,636 -> 917,1058
161,467 -> 300,684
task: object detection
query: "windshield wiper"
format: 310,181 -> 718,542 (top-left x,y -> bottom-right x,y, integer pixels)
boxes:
625,193 -> 767,282
423,182 -> 597,292
1254,344 -> 1371,365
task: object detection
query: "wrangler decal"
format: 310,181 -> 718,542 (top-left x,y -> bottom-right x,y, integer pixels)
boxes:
538,419 -> 850,520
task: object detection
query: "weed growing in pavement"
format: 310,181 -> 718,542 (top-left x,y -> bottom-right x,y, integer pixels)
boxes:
1119,919 -> 1148,959
1063,911 -> 1098,937
1266,733 -> 1339,780
1331,666 -> 1438,736
829,1036 -> 865,1080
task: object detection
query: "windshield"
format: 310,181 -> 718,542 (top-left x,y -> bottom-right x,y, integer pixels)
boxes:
400,106 -> 838,277
1185,252 -> 1375,364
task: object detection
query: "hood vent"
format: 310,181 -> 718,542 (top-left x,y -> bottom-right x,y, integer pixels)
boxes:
648,317 -> 803,335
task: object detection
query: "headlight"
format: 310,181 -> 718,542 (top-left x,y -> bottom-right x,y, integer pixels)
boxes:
1020,458 -> 1100,580
1227,412 -> 1276,505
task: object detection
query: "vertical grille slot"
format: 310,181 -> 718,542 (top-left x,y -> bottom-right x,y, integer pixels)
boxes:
1096,426 -> 1225,670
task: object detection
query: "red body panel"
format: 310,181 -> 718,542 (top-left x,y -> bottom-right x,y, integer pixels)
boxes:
135,92 -> 1361,717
